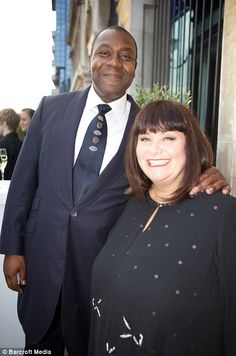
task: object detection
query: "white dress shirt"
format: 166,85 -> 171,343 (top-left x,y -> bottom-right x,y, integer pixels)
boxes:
74,86 -> 131,172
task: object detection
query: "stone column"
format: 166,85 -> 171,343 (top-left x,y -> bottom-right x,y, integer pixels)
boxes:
216,0 -> 236,196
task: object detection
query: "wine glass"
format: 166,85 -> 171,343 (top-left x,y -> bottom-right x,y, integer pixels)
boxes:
0,148 -> 8,180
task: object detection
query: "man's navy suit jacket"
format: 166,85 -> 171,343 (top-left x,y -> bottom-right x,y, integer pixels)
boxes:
0,86 -> 139,346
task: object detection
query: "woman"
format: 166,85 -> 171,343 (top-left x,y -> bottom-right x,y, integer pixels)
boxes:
19,108 -> 35,134
88,100 -> 236,355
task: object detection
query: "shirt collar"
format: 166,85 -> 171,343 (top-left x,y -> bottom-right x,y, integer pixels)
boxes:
86,85 -> 128,121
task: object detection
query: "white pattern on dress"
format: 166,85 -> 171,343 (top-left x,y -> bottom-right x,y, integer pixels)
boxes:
106,342 -> 116,354
92,297 -> 102,317
120,316 -> 144,346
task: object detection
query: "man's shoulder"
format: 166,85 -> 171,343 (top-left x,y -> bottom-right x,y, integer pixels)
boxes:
45,86 -> 90,105
35,87 -> 91,117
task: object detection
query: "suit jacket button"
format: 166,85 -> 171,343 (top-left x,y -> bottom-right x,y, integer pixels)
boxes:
71,210 -> 78,217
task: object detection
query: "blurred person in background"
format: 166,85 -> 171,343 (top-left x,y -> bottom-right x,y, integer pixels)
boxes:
0,108 -> 22,179
20,108 -> 35,136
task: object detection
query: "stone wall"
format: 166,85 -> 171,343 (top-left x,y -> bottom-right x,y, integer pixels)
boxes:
216,0 -> 236,196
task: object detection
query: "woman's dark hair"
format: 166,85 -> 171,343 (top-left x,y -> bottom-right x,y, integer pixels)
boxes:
125,100 -> 213,203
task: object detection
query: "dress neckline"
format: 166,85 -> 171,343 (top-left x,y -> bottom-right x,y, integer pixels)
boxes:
146,192 -> 173,208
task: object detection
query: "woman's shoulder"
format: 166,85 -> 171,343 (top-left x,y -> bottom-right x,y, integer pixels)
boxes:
182,192 -> 236,219
192,191 -> 236,206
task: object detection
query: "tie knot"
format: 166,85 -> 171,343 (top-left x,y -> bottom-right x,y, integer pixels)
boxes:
97,104 -> 111,115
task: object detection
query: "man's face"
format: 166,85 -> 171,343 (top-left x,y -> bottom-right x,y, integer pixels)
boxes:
89,29 -> 137,103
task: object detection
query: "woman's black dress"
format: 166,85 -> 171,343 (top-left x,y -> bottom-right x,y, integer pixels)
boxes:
88,192 -> 236,355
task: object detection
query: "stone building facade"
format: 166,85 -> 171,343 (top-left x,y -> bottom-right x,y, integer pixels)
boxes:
66,0 -> 236,194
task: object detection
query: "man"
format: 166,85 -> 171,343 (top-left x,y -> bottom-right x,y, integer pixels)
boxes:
0,108 -> 22,179
0,26 -> 229,356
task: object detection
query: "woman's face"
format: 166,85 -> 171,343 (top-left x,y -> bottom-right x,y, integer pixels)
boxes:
136,129 -> 186,190
20,111 -> 31,132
